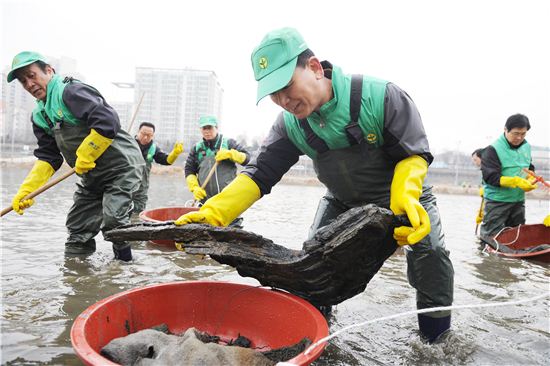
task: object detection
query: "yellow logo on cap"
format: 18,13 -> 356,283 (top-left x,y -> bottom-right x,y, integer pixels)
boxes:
259,57 -> 268,69
366,133 -> 377,143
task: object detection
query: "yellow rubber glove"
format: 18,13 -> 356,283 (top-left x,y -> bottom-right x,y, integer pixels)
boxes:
479,186 -> 484,196
500,176 -> 537,192
186,174 -> 207,201
12,160 -> 55,214
390,155 -> 430,245
167,142 -> 184,164
175,174 -> 260,226
215,148 -> 247,164
75,129 -> 113,174
543,215 -> 550,227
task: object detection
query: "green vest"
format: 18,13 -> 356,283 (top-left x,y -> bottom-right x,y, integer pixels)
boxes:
485,133 -> 532,202
283,66 -> 387,159
145,143 -> 157,163
32,75 -> 88,134
194,135 -> 228,163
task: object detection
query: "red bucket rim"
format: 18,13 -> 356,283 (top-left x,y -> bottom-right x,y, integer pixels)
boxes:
71,280 -> 328,365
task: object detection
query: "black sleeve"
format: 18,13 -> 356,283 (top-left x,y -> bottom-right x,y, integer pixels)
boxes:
31,117 -> 63,170
184,147 -> 200,177
382,83 -> 433,164
227,138 -> 251,165
153,147 -> 170,165
241,113 -> 303,196
481,146 -> 502,186
62,83 -> 120,138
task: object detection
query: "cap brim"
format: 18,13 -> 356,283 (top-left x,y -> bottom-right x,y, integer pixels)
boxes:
255,57 -> 298,105
6,59 -> 37,82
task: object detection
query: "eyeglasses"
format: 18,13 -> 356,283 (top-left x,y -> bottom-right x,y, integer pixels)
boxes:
508,131 -> 527,137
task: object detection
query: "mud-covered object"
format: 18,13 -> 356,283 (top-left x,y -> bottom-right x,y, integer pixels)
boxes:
101,327 -> 275,366
105,204 -> 399,306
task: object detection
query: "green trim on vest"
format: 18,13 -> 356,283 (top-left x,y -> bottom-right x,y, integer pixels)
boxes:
146,142 -> 157,162
32,75 -> 81,135
284,66 -> 387,159
485,134 -> 532,203
194,135 -> 228,163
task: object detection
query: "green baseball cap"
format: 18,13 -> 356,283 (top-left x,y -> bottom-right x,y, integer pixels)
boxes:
251,27 -> 308,104
199,115 -> 218,127
7,51 -> 48,83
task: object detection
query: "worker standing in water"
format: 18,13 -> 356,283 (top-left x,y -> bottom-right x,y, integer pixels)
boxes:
175,28 -> 454,343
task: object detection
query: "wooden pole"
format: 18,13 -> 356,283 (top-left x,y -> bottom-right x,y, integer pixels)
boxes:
192,161 -> 219,206
1,168 -> 75,217
126,91 -> 145,134
474,196 -> 484,235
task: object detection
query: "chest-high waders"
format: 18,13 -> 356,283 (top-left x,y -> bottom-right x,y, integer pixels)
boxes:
303,75 -> 453,341
131,143 -> 155,214
196,139 -> 243,228
35,88 -> 144,260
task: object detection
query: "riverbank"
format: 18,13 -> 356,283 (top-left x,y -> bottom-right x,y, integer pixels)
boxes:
2,160 -> 548,199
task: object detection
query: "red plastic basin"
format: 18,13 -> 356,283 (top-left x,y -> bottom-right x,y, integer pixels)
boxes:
71,281 -> 328,365
139,207 -> 199,246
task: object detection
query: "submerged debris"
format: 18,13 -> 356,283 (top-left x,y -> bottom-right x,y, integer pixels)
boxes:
105,204 -> 400,306
100,326 -> 310,366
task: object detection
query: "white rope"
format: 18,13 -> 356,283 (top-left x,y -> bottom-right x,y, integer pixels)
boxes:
492,224 -> 522,247
303,291 -> 550,356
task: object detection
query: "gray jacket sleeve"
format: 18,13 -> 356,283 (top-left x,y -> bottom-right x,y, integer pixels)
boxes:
241,113 -> 303,196
382,83 -> 433,164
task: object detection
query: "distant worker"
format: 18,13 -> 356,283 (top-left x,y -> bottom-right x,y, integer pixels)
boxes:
132,122 -> 183,214
471,148 -> 485,168
7,51 -> 144,261
472,147 -> 486,225
480,114 -> 537,239
184,116 -> 250,227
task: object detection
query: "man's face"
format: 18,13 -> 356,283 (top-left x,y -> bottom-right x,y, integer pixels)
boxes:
16,63 -> 54,101
137,126 -> 155,145
269,57 -> 327,120
504,127 -> 528,147
471,154 -> 481,167
200,125 -> 217,141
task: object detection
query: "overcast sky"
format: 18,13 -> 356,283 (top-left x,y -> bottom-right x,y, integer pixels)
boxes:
2,0 -> 549,154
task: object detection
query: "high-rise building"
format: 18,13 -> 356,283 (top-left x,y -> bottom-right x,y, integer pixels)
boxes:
110,101 -> 134,131
134,67 -> 223,150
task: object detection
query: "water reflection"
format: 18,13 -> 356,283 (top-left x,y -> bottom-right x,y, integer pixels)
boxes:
1,167 -> 549,365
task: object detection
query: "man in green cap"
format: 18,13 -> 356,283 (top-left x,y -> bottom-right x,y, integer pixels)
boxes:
131,121 -> 184,215
184,115 -> 250,227
175,28 -> 454,343
7,51 -> 144,261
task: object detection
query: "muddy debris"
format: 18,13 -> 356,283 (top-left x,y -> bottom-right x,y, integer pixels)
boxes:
105,204 -> 401,306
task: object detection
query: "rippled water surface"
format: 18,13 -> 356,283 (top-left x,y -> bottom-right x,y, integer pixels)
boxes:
1,167 -> 549,365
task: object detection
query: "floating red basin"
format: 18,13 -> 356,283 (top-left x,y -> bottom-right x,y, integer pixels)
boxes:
71,281 -> 328,365
139,206 -> 199,246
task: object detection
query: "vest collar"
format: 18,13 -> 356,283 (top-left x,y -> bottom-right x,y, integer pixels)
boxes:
315,62 -> 344,119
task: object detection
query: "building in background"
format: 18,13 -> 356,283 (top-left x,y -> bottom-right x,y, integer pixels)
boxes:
1,55 -> 83,151
133,67 -> 223,150
110,101 -> 134,131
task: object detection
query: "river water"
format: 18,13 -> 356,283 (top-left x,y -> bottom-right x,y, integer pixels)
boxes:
1,166 -> 549,365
